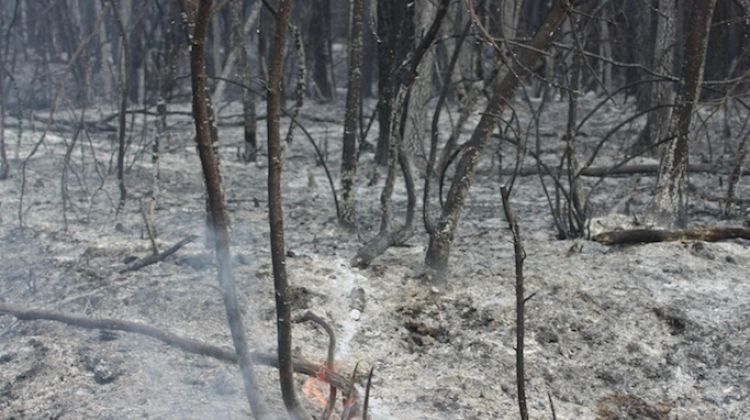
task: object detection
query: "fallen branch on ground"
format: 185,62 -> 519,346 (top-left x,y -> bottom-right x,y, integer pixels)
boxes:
500,164 -> 750,178
0,302 -> 358,399
592,227 -> 750,245
687,182 -> 750,205
119,235 -> 196,273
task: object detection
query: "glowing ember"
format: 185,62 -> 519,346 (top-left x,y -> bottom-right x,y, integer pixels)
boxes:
303,377 -> 329,408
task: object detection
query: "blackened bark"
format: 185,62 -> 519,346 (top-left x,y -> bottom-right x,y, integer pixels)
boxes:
633,0 -> 676,153
149,98 -> 164,237
340,0 -> 364,230
652,0 -> 717,226
564,15 -> 585,238
403,0 -> 436,175
375,0 -> 399,165
0,24 -> 7,180
424,21 -> 471,234
230,0 -> 258,162
593,227 -> 750,245
284,26 -> 305,145
266,1 -> 311,419
185,0 -> 267,417
0,94 -> 6,180
472,0 -> 487,81
150,3 -> 182,232
597,7 -> 613,94
425,0 -> 570,285
354,0 -> 450,267
308,0 -> 333,101
500,186 -> 528,420
110,0 -> 129,214
633,2 -> 654,113
361,0 -> 376,98
258,2 -> 269,79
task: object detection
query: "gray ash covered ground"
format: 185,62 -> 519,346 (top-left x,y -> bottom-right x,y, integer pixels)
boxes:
1,95 -> 748,419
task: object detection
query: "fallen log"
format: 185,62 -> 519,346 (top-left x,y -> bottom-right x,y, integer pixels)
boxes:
500,164 -> 750,178
592,227 -> 750,245
0,302 -> 358,397
120,235 -> 196,273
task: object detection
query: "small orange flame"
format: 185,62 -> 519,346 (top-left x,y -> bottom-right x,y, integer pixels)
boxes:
303,376 -> 329,408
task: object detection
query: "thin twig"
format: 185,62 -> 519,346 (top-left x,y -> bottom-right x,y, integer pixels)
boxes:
363,367 -> 374,420
139,198 -> 159,256
500,186 -> 528,420
341,362 -> 360,420
548,390 -> 557,420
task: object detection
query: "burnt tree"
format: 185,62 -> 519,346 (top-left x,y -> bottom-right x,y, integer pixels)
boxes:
307,0 -> 334,101
266,1 -> 313,418
633,0 -> 677,153
110,0 -> 130,215
354,0 -> 450,267
374,0 -> 406,165
0,4 -> 8,180
651,0 -> 718,226
340,0 -> 364,230
232,0 -> 259,162
424,0 -> 571,286
183,0 -> 268,417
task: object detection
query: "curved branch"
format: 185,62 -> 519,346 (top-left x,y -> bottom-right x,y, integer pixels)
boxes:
0,303 -> 359,399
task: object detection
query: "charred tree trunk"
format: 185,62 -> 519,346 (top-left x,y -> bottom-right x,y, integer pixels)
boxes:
124,0 -> 146,105
93,0 -> 113,101
212,0 -> 247,105
0,4 -> 8,181
373,0 -> 415,166
632,1 -> 654,112
284,26 -> 305,145
597,6 -> 613,94
472,0 -> 488,81
183,0 -> 268,417
111,0 -> 129,215
375,0 -> 399,165
354,0 -> 450,267
402,0 -> 436,174
232,0 -> 259,162
361,0 -> 376,98
424,21 -> 472,234
424,0 -> 570,286
563,16 -> 585,237
340,0 -> 364,230
0,62 -> 7,181
633,0 -> 676,154
266,1 -> 312,419
651,0 -> 717,227
150,3 -> 184,231
258,1 -> 270,80
308,0 -> 333,101
210,7 -> 223,81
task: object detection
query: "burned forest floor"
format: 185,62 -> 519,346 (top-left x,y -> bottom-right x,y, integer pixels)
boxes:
1,93 -> 749,419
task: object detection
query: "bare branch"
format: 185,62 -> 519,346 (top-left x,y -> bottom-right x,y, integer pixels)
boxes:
0,303 -> 358,397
